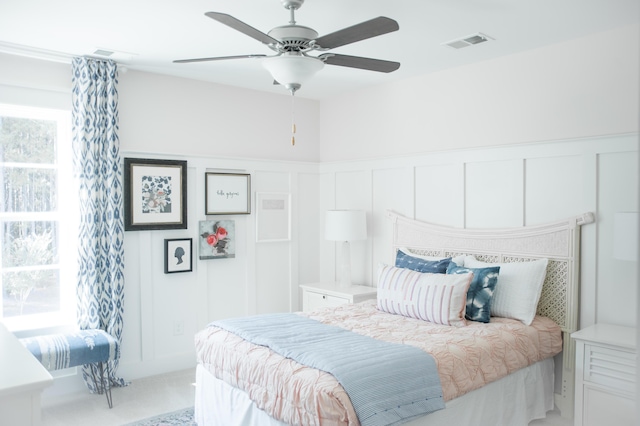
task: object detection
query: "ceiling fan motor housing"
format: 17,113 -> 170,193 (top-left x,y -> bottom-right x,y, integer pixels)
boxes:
268,25 -> 318,52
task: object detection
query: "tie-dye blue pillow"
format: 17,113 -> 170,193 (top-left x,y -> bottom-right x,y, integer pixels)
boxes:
395,250 -> 451,274
446,262 -> 500,323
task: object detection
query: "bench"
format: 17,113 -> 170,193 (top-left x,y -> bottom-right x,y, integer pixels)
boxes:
19,329 -> 119,408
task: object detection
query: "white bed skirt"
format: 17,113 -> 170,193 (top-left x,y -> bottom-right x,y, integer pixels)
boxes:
195,357 -> 555,426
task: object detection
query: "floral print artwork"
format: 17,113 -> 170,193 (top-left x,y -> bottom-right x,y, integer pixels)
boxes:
199,220 -> 235,259
141,175 -> 172,213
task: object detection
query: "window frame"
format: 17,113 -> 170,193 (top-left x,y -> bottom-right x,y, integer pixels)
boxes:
0,103 -> 77,333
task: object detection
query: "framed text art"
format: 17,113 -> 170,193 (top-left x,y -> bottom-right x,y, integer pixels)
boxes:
205,172 -> 251,215
256,192 -> 291,242
124,158 -> 187,231
164,238 -> 193,273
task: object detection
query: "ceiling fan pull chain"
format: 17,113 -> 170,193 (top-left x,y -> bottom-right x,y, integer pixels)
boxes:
291,92 -> 296,146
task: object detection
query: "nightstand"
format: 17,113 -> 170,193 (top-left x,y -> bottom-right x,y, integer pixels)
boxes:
572,323 -> 637,426
299,282 -> 377,312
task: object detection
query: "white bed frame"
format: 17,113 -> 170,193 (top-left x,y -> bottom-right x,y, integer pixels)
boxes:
386,210 -> 595,417
195,211 -> 595,425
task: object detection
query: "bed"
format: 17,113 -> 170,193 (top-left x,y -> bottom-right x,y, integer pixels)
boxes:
194,211 -> 594,425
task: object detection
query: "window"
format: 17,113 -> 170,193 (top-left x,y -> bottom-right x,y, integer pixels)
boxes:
0,103 -> 76,331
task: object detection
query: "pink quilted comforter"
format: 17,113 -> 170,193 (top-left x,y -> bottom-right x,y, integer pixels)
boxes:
195,300 -> 562,425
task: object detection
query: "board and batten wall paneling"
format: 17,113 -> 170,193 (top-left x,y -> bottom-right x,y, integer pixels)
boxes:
596,151 -> 639,327
319,134 -> 638,329
205,215 -> 251,320
372,167 -> 415,280
415,163 -> 465,227
255,243 -> 291,314
524,155 -> 585,225
253,171 -> 293,314
465,159 -> 524,228
318,172 -> 337,284
297,173 -> 321,289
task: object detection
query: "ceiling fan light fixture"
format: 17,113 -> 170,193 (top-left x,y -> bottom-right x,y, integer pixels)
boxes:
262,53 -> 324,93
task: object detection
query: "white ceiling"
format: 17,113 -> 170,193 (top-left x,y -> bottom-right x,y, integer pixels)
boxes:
0,0 -> 638,100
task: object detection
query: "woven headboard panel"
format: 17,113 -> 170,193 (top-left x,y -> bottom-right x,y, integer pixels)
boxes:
386,210 -> 594,333
386,210 -> 595,416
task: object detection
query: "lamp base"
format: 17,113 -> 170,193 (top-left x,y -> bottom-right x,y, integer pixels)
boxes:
338,240 -> 352,289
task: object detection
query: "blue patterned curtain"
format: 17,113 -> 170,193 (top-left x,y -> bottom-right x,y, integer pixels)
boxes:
72,57 -> 127,392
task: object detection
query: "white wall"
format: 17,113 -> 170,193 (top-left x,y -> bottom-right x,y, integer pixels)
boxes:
118,70 -> 320,162
317,24 -> 639,162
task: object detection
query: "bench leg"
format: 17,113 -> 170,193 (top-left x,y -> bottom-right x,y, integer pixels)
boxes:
89,362 -> 113,409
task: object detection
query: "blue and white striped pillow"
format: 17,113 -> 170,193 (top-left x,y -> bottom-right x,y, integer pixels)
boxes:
377,264 -> 473,327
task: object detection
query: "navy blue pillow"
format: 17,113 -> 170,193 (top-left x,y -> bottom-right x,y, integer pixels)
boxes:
446,262 -> 500,323
395,250 -> 451,274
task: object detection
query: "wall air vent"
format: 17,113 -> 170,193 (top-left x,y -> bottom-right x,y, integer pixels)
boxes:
442,33 -> 493,50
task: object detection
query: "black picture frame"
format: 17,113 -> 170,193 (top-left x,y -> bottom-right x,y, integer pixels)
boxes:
164,238 -> 193,273
124,158 -> 187,231
205,172 -> 251,215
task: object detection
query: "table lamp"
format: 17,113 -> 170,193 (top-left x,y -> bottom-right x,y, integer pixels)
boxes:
325,210 -> 367,287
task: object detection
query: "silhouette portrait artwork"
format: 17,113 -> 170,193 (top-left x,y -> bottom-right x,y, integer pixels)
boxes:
164,238 -> 192,273
174,246 -> 185,264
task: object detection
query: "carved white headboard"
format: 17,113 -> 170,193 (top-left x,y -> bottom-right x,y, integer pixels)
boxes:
386,210 -> 595,416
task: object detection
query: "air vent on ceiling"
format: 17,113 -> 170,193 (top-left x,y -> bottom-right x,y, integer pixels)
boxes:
442,33 -> 493,50
92,49 -> 114,57
90,48 -> 137,62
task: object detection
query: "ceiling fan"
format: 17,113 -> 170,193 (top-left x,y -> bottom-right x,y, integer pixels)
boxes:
174,0 -> 400,94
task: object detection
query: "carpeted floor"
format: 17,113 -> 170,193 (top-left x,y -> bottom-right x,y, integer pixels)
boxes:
123,407 -> 195,426
41,368 -> 196,426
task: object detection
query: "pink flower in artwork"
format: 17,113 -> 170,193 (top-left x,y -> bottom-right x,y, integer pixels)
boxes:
216,227 -> 228,240
206,234 -> 218,246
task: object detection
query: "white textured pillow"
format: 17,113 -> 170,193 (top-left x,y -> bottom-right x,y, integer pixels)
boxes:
398,247 -> 465,267
464,256 -> 548,325
377,264 -> 472,327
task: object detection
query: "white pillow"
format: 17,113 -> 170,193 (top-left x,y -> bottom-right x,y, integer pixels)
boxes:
463,255 -> 548,325
377,264 -> 473,327
398,247 -> 465,267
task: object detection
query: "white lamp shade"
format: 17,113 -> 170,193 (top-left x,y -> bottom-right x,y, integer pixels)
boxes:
325,210 -> 367,242
613,212 -> 639,261
262,54 -> 324,88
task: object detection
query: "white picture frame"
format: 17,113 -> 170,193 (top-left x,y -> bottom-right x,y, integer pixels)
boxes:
256,192 -> 291,242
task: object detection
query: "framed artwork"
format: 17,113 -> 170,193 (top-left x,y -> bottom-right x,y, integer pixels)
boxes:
124,158 -> 187,231
256,192 -> 291,242
199,220 -> 236,260
205,172 -> 251,215
164,238 -> 193,274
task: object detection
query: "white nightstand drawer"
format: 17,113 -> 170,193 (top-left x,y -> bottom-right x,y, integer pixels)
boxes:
584,344 -> 636,393
305,291 -> 349,311
299,282 -> 377,312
